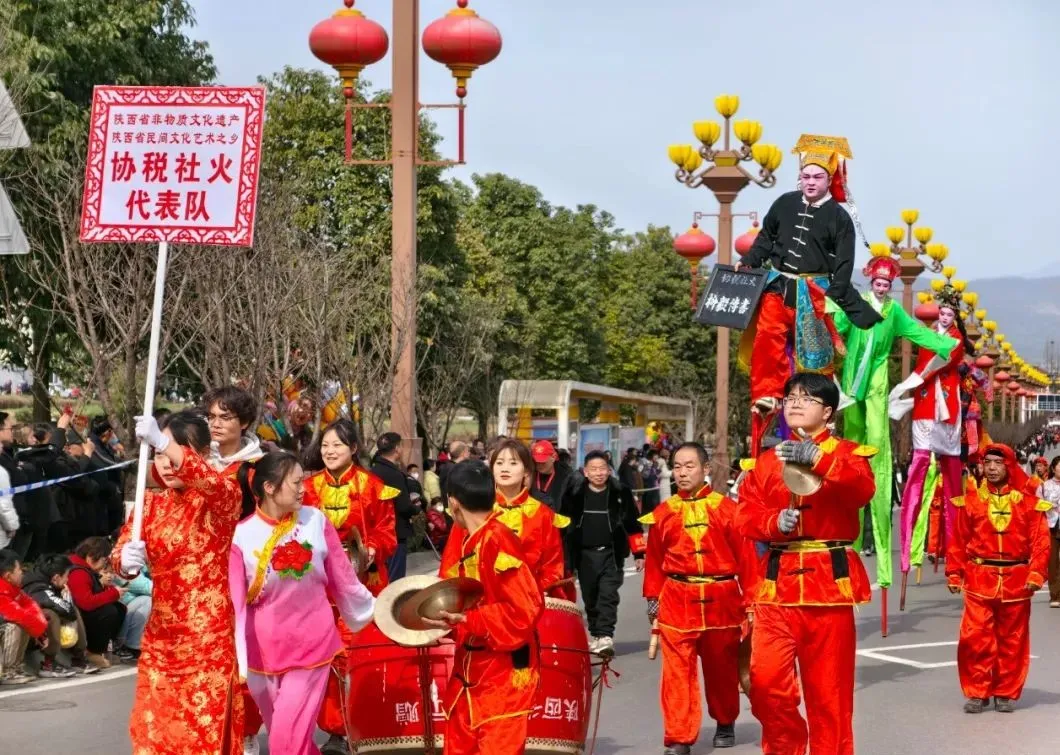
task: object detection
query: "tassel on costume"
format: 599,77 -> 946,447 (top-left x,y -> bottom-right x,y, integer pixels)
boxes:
757,579 -> 778,602
835,577 -> 854,602
511,668 -> 534,689
830,161 -> 847,203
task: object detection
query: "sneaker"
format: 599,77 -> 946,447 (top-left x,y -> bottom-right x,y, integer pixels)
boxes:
243,735 -> 261,755
85,652 -> 111,670
0,670 -> 35,686
70,660 -> 101,676
38,658 -> 77,679
963,697 -> 989,714
663,746 -> 691,755
587,636 -> 600,654
595,636 -> 615,658
713,723 -> 736,748
319,735 -> 348,755
994,697 -> 1015,713
1049,600 -> 1060,608
114,646 -> 140,663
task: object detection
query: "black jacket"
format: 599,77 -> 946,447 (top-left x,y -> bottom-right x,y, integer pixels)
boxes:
22,567 -> 77,621
560,474 -> 644,568
532,462 -> 575,512
371,456 -> 419,542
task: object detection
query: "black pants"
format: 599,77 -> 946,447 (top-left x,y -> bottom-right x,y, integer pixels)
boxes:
577,547 -> 623,639
80,602 -> 126,654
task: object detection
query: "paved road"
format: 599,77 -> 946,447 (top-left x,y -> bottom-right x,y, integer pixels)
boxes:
4,548 -> 1059,755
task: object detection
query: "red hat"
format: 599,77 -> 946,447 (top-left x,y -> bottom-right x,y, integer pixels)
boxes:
530,440 -> 557,463
982,443 -> 1034,495
862,256 -> 901,282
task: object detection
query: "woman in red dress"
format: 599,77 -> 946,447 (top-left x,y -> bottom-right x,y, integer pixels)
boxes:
301,418 -> 399,753
113,410 -> 244,755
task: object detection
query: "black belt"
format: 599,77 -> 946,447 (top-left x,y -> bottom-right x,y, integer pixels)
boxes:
666,573 -> 736,584
970,556 -> 1028,567
766,540 -> 854,584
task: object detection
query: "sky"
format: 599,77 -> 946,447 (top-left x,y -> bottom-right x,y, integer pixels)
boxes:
188,0 -> 1060,282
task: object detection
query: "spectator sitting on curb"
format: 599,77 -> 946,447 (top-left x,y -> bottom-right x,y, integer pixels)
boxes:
22,553 -> 99,677
114,564 -> 152,659
0,548 -> 49,685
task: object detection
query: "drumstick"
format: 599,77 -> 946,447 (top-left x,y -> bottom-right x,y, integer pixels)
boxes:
648,619 -> 660,660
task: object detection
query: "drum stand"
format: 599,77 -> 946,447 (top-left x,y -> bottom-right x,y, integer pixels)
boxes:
417,647 -> 438,755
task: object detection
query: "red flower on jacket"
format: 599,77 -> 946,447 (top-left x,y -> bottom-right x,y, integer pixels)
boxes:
271,539 -> 313,578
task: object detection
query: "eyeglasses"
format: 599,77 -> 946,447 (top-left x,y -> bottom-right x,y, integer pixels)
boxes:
206,413 -> 238,424
782,395 -> 825,407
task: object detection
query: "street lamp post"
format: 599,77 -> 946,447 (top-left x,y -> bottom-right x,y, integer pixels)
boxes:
309,1 -> 501,459
667,95 -> 782,482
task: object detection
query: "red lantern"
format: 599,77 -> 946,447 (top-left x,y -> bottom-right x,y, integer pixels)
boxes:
974,355 -> 995,369
1006,380 -> 1021,393
995,371 -> 1010,382
674,223 -> 716,309
422,0 -> 502,99
734,223 -> 760,256
309,1 -> 389,93
914,302 -> 939,322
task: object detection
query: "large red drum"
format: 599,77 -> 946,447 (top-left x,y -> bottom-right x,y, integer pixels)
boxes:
527,597 -> 593,755
345,621 -> 455,753
346,599 -> 592,754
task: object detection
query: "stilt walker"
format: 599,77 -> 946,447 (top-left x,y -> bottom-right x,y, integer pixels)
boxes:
737,134 -> 882,456
832,255 -> 956,633
890,280 -> 971,608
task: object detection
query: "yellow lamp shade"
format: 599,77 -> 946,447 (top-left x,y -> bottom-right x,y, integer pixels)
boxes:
714,94 -> 740,118
885,226 -> 905,244
765,145 -> 782,171
668,144 -> 692,167
682,150 -> 704,173
914,226 -> 933,245
733,119 -> 762,146
941,265 -> 956,279
984,320 -> 996,332
930,244 -> 949,262
952,279 -> 967,292
693,120 -> 722,147
869,242 -> 891,258
959,310 -> 969,320
997,334 -> 1006,343
901,209 -> 920,226
916,291 -> 932,304
930,279 -> 945,292
974,308 -> 986,321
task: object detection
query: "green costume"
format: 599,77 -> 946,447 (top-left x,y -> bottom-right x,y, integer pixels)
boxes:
832,294 -> 956,588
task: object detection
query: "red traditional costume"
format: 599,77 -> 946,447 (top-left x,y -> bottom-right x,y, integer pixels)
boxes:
113,449 -> 244,755
639,485 -> 757,749
441,488 -> 570,597
442,512 -> 545,755
736,431 -> 876,755
302,465 -> 399,740
894,283 -> 967,573
946,444 -> 1051,704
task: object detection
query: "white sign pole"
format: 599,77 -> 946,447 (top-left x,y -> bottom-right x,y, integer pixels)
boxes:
131,240 -> 169,542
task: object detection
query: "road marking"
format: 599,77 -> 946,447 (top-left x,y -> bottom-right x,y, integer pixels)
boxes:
0,667 -> 138,700
858,641 -> 1038,670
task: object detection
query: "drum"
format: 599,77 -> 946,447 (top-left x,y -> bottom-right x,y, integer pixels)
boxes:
527,597 -> 593,755
345,621 -> 455,754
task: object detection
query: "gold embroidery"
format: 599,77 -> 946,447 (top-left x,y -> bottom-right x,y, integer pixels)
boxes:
987,494 -> 1013,533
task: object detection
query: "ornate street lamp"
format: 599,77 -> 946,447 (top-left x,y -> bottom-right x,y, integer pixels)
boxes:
666,94 -> 782,479
877,210 -> 948,378
672,222 -> 717,309
309,1 -> 501,461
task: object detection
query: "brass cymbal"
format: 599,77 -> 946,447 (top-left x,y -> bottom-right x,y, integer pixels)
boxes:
782,461 -> 822,497
347,527 -> 370,577
397,577 -> 484,631
373,575 -> 451,647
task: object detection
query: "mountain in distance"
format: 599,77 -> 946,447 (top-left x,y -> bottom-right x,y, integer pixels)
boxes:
848,273 -> 1060,366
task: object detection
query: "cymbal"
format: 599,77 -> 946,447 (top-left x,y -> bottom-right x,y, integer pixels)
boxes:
347,527 -> 370,577
373,575 -> 451,647
782,461 -> 822,497
397,577 -> 484,631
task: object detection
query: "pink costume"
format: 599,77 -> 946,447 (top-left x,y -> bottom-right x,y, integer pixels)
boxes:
230,506 -> 375,755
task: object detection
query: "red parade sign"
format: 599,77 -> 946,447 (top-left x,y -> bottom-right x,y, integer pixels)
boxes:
79,85 -> 265,247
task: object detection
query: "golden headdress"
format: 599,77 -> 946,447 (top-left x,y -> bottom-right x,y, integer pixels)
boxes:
793,134 -> 852,176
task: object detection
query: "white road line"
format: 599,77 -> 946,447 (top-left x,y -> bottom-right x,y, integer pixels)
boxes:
0,667 -> 138,700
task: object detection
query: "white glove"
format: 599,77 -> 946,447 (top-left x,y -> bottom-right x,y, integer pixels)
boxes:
135,415 -> 169,451
889,397 -> 914,421
120,540 -> 148,575
888,372 -> 925,404
777,509 -> 800,534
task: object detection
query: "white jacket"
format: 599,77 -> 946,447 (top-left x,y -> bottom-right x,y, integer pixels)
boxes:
0,465 -> 19,549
